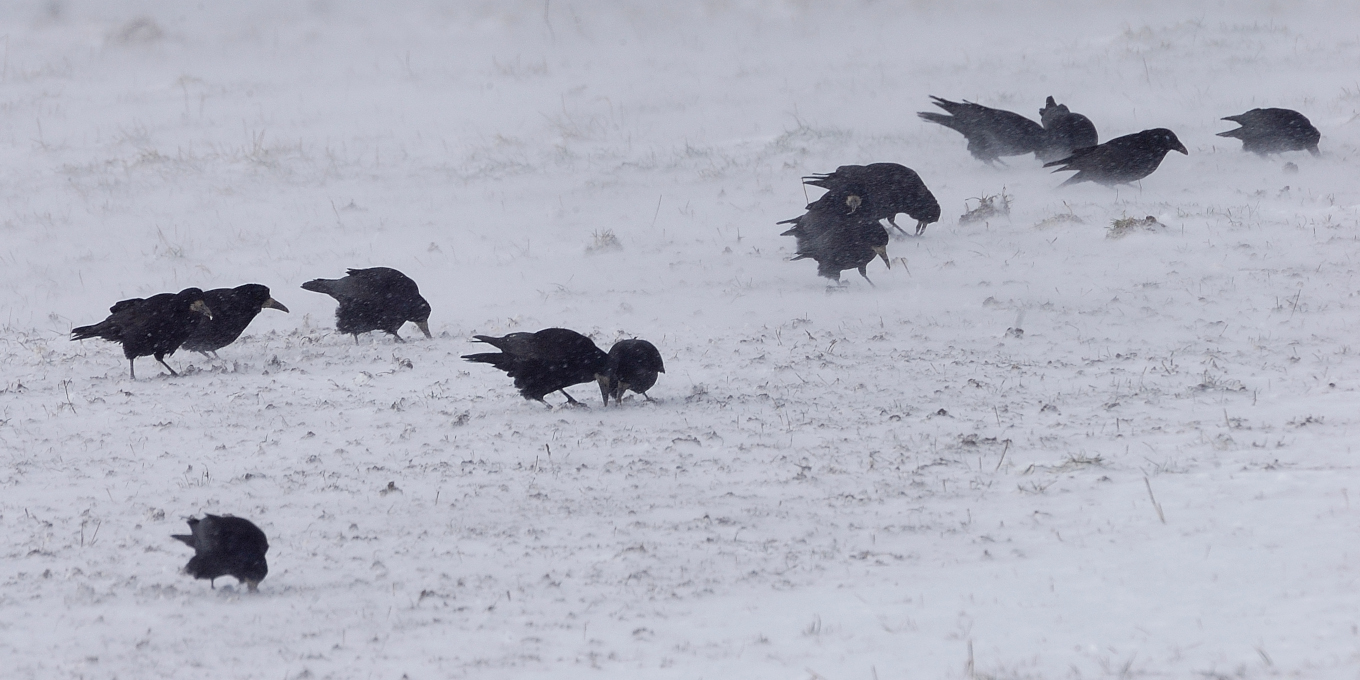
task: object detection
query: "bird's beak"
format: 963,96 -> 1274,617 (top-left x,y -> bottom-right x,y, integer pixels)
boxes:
873,245 -> 890,269
191,300 -> 214,320
846,194 -> 862,214
1174,142 -> 1188,155
415,320 -> 432,339
262,298 -> 289,313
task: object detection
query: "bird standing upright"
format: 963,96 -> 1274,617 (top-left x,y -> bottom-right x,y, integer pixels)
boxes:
1044,128 -> 1187,186
1036,96 -> 1099,164
301,267 -> 431,343
182,284 -> 289,357
71,287 -> 214,379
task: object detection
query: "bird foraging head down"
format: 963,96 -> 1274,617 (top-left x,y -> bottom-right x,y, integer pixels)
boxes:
1217,108 -> 1320,156
172,514 -> 269,592
780,210 -> 891,284
463,328 -> 609,406
598,339 -> 665,406
301,267 -> 431,343
800,163 -> 939,236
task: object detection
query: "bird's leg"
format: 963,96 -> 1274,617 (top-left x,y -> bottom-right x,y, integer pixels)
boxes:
915,220 -> 929,236
353,334 -> 360,345
643,392 -> 655,402
858,266 -> 876,287
129,359 -> 137,380
597,376 -> 611,407
389,331 -> 406,344
559,390 -> 583,406
157,357 -> 180,376
886,217 -> 910,236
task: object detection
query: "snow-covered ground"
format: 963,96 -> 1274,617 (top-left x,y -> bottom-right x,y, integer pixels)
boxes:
2,1 -> 1359,677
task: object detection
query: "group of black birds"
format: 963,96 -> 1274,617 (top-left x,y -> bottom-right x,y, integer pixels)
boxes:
71,268 -> 665,591
68,95 -> 1322,592
780,96 -> 1322,283
70,266 -> 665,408
71,267 -> 424,379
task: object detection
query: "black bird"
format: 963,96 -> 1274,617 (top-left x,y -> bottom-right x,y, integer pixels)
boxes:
71,288 -> 213,379
463,328 -> 608,405
779,211 -> 891,284
801,163 -> 942,235
181,284 -> 289,358
918,96 -> 1045,164
1037,96 -> 1099,163
1217,108 -> 1320,156
1044,128 -> 1188,186
600,339 -> 665,406
172,514 -> 269,592
301,267 -> 432,343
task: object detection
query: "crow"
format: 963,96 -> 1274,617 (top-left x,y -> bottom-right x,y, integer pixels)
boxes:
599,339 -> 665,406
301,267 -> 431,343
1217,108 -> 1320,156
801,163 -> 942,235
779,210 -> 891,284
172,514 -> 269,592
1044,128 -> 1187,186
918,96 -> 1045,164
463,328 -> 608,405
181,284 -> 289,358
1037,96 -> 1099,163
71,288 -> 213,379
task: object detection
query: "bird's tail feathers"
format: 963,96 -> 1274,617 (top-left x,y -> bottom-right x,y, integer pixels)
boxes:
462,352 -> 508,367
70,322 -> 110,341
917,111 -> 961,131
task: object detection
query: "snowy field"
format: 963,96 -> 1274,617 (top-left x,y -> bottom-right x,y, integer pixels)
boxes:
2,1 -> 1360,677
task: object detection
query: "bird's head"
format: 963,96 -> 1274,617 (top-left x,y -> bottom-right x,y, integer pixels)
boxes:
190,299 -> 213,321
1039,96 -> 1070,125
1154,128 -> 1188,155
412,298 -> 433,339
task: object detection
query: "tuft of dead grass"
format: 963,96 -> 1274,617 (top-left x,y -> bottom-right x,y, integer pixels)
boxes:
959,189 -> 1012,225
585,229 -> 622,254
1108,215 -> 1164,239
